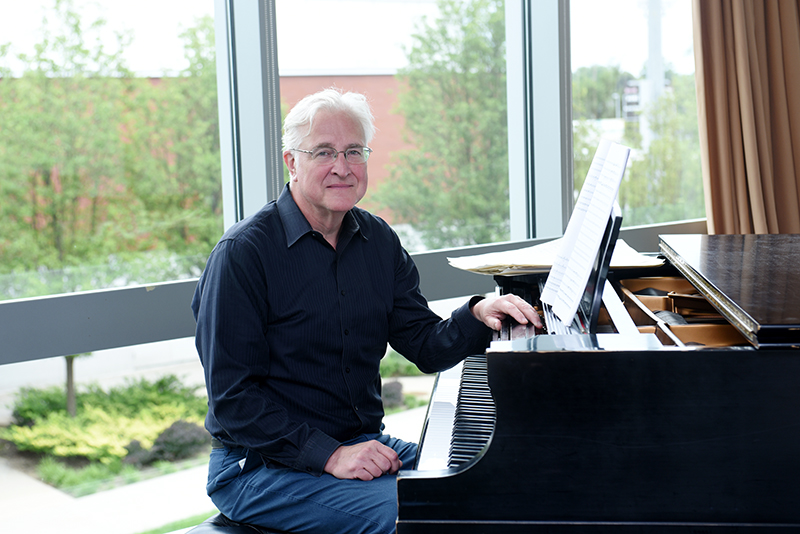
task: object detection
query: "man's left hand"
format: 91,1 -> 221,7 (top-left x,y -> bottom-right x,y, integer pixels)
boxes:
470,295 -> 543,332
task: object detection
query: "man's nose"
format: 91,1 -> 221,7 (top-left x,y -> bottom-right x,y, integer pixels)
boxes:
331,152 -> 351,174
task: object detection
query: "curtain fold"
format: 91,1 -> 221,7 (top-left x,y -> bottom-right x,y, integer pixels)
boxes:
693,0 -> 800,234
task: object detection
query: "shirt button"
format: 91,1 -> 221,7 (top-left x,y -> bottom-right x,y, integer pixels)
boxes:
340,289 -> 346,296
344,329 -> 349,335
345,367 -> 351,373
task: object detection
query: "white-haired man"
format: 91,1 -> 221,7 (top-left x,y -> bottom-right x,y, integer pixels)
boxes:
192,87 -> 540,534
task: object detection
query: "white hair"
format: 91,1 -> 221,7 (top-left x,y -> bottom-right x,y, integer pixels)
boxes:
282,88 -> 376,151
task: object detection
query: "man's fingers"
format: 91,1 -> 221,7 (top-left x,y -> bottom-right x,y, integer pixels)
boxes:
495,295 -> 541,327
374,442 -> 402,474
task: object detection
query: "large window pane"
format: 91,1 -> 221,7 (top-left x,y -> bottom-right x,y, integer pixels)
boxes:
571,0 -> 704,227
0,0 -> 220,301
276,0 -> 509,252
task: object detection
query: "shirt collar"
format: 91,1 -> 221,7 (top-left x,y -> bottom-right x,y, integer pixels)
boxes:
276,183 -> 365,248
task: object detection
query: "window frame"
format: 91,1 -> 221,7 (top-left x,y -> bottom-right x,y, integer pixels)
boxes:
0,0 -> 707,367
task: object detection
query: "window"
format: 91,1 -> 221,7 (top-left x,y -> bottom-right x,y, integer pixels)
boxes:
0,2 -> 727,524
0,0 -> 220,303
570,0 -> 704,227
275,0 -> 512,253
2,0 -> 707,365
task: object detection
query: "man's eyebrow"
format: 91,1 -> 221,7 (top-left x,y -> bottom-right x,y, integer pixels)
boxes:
310,142 -> 364,149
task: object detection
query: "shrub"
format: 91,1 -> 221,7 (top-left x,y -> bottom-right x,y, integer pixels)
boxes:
125,420 -> 208,466
9,375 -> 207,425
380,349 -> 425,377
381,380 -> 404,409
81,376 -> 207,419
1,404 -> 202,463
1,375 -> 207,464
11,386 -> 66,426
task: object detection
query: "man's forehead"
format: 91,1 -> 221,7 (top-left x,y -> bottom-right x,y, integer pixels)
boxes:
303,122 -> 365,148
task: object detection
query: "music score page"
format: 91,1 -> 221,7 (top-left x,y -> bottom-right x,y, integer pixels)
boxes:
540,139 -> 631,327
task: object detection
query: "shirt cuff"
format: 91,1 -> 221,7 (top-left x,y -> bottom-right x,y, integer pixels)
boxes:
468,294 -> 485,312
453,297 -> 492,343
294,430 -> 341,477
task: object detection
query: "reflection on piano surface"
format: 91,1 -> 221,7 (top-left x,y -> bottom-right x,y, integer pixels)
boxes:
396,234 -> 800,533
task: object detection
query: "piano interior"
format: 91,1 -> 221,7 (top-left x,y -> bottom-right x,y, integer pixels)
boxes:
397,234 -> 800,533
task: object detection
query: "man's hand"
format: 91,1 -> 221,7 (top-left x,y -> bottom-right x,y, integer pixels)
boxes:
324,440 -> 402,480
471,294 -> 543,331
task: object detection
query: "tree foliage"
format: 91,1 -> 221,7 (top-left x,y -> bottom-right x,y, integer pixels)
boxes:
620,73 -> 704,225
372,0 -> 509,250
0,0 -> 221,300
570,62 -> 703,226
572,64 -> 635,120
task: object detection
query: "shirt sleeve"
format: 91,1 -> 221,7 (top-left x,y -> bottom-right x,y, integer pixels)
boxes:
192,238 -> 340,476
386,238 -> 492,373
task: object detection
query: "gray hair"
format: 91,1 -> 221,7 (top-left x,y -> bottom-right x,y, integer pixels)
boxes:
282,88 -> 376,152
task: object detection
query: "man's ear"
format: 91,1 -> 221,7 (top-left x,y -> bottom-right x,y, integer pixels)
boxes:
283,151 -> 297,179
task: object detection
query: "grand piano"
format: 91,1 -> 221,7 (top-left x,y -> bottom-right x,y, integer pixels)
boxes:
396,233 -> 800,533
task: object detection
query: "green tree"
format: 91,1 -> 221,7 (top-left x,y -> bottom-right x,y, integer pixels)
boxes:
571,64 -> 636,197
372,0 -> 508,250
0,0 -> 135,277
620,72 -> 704,225
0,1 -> 221,299
121,14 -> 222,257
572,65 -> 635,120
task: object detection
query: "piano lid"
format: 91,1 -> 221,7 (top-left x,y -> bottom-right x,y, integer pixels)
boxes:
659,234 -> 800,349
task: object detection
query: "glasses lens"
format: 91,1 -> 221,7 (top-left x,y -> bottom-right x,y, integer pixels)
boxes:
311,148 -> 336,162
344,148 -> 367,164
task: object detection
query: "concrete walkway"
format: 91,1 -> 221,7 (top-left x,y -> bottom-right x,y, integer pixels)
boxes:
0,376 -> 433,534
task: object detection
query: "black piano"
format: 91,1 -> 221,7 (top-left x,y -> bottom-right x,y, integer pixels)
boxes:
396,234 -> 800,533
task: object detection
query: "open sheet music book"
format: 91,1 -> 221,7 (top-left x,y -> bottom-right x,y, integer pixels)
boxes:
446,238 -> 662,275
540,138 -> 631,328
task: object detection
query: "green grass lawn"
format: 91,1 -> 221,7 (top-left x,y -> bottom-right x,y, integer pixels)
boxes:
135,511 -> 217,534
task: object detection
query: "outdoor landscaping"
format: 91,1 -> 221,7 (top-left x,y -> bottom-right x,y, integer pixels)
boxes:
0,350 -> 427,497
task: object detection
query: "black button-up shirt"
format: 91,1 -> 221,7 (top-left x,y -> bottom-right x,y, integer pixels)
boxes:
191,184 -> 491,475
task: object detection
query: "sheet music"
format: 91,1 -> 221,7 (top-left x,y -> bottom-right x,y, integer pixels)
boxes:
541,140 -> 631,326
539,138 -> 613,305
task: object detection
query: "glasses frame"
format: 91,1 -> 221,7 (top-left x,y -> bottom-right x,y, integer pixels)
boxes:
289,146 -> 373,165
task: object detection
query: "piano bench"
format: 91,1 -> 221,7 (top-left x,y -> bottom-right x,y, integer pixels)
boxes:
185,513 -> 287,534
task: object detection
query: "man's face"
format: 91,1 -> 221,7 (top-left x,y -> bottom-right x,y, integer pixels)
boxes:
284,110 -> 369,225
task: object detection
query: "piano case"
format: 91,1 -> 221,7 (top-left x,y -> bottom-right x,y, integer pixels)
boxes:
397,234 -> 800,533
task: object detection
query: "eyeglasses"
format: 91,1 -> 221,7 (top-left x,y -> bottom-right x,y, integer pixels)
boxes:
290,146 -> 373,165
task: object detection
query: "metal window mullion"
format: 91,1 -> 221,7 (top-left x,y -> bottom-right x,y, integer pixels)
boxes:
217,0 -> 283,227
507,0 -> 572,241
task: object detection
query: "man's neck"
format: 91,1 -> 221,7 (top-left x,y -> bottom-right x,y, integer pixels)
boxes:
289,190 -> 346,249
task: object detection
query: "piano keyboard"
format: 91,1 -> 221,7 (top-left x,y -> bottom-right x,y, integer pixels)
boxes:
415,354 -> 495,470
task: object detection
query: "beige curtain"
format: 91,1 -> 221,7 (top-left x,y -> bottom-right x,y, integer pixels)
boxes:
693,0 -> 800,234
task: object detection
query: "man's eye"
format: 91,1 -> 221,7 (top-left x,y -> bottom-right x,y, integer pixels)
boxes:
314,149 -> 334,159
345,149 -> 363,158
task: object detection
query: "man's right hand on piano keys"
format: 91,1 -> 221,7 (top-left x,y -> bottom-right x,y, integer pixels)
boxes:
470,294 -> 543,332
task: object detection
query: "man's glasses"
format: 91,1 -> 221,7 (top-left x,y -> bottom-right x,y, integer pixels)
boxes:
290,146 -> 373,165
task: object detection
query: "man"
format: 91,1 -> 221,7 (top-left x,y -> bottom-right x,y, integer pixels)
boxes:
192,88 -> 541,534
